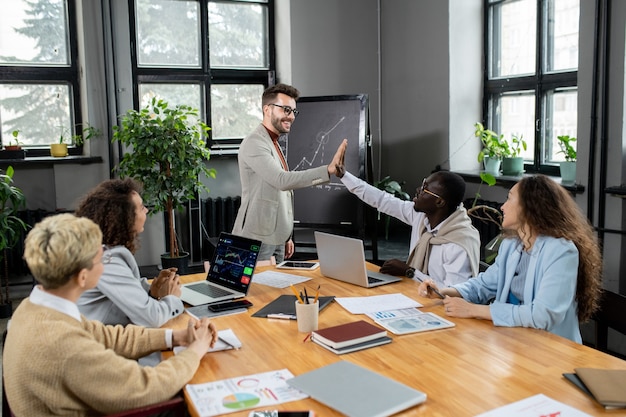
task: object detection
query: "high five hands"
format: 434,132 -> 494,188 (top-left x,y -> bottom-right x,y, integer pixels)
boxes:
328,139 -> 347,178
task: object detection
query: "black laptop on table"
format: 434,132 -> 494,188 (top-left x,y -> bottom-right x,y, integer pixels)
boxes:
180,232 -> 262,306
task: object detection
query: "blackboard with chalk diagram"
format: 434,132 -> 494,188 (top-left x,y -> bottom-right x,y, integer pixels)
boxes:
280,95 -> 371,227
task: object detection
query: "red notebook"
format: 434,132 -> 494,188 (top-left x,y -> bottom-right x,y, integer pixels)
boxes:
311,320 -> 387,349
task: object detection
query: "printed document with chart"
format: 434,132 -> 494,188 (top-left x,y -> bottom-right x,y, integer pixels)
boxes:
185,369 -> 308,416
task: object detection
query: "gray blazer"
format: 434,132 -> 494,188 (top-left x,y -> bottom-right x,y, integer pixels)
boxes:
232,124 -> 329,245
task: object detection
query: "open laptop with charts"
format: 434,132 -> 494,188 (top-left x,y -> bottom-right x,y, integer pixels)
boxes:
180,232 -> 262,306
314,231 -> 402,288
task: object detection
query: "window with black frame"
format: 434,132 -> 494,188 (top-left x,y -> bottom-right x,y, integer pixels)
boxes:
484,0 -> 579,176
131,0 -> 275,153
0,0 -> 83,157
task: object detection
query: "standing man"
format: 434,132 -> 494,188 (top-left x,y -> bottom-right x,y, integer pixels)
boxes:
233,83 -> 347,262
337,165 -> 481,288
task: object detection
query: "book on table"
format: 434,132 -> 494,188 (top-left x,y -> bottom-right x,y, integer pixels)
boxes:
311,319 -> 387,349
312,335 -> 392,355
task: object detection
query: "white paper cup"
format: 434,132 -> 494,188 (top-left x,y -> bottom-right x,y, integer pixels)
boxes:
295,299 -> 319,333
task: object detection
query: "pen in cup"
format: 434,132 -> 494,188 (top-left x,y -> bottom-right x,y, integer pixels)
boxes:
290,284 -> 304,303
303,288 -> 309,304
313,285 -> 320,303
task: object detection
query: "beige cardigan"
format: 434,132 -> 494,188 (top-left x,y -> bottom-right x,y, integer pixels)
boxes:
4,299 -> 200,416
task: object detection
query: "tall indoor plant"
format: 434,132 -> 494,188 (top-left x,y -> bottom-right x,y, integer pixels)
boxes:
0,166 -> 28,318
113,98 -> 216,272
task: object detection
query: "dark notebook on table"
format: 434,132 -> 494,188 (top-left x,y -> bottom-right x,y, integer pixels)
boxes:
252,294 -> 335,319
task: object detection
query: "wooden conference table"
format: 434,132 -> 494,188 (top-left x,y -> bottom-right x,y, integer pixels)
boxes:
164,263 -> 626,417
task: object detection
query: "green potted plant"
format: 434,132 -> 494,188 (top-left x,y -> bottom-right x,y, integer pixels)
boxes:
1,130 -> 26,160
0,166 -> 28,318
475,122 -> 507,175
501,133 -> 527,176
112,98 -> 216,273
374,176 -> 411,240
51,123 -> 102,157
557,135 -> 577,184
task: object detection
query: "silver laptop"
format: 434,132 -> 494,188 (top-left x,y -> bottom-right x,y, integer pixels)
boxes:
314,231 -> 402,288
180,232 -> 261,306
287,360 -> 427,417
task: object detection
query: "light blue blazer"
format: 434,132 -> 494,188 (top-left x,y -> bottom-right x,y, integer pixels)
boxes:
453,235 -> 582,343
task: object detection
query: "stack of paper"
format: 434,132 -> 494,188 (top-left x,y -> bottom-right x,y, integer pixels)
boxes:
310,320 -> 391,354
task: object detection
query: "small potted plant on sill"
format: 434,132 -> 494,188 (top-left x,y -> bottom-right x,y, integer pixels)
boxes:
1,130 -> 26,160
557,135 -> 577,184
50,124 -> 102,157
113,98 -> 216,274
0,166 -> 28,318
501,133 -> 527,176
475,122 -> 507,176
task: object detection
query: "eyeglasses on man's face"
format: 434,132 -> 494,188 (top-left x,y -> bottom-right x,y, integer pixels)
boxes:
269,103 -> 299,118
419,178 -> 442,199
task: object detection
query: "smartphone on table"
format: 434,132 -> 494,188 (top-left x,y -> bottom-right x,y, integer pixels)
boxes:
207,299 -> 253,312
276,261 -> 320,270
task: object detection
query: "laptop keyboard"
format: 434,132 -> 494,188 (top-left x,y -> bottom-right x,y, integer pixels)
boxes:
368,276 -> 383,284
187,283 -> 232,298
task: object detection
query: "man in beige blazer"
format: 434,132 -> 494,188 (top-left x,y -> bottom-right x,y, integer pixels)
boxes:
233,83 -> 347,262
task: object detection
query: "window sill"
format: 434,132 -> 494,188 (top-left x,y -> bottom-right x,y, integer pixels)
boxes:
0,155 -> 103,167
453,170 -> 585,194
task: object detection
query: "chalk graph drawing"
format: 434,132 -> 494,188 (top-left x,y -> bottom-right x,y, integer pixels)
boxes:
284,95 -> 369,226
291,116 -> 346,172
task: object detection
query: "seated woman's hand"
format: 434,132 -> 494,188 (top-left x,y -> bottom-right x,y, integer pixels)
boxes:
417,279 -> 441,299
186,319 -> 218,358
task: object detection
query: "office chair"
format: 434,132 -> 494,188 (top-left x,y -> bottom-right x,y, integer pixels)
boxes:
105,396 -> 187,417
592,289 -> 626,359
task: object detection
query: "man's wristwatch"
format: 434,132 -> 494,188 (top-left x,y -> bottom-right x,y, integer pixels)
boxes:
405,267 -> 416,278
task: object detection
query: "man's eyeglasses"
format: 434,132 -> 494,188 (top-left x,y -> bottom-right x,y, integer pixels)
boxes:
420,179 -> 443,199
101,245 -> 112,264
269,103 -> 299,118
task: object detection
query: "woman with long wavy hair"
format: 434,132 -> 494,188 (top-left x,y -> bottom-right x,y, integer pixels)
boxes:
75,179 -> 184,329
419,175 -> 602,343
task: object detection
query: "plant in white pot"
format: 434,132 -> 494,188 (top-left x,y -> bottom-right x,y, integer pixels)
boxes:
112,98 -> 216,273
475,122 -> 507,176
557,135 -> 577,184
501,133 -> 527,176
0,166 -> 28,318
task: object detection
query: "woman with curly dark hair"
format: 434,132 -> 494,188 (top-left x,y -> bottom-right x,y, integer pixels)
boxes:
419,174 -> 603,343
75,179 -> 184,328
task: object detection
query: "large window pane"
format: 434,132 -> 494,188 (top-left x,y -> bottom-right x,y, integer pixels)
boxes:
0,84 -> 72,146
209,2 -> 269,68
544,88 -> 577,163
545,0 -> 579,72
210,84 -> 263,140
489,0 -> 536,78
138,83 -> 202,112
0,0 -> 69,66
135,0 -> 201,68
493,92 -> 536,161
